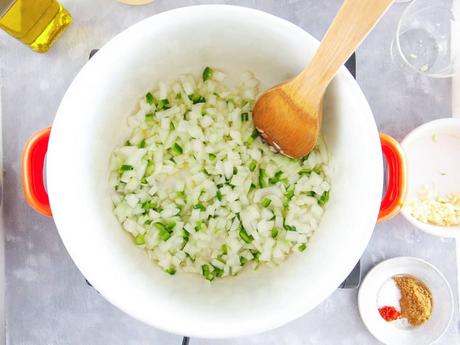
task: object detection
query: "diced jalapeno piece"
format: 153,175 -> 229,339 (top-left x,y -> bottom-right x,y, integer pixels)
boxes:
202,67 -> 214,81
239,227 -> 254,243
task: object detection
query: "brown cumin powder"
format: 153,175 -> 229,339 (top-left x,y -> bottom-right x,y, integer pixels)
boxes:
393,275 -> 433,326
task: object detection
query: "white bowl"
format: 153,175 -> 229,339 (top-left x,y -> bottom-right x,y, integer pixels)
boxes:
45,5 -> 383,338
400,118 -> 460,238
358,257 -> 453,345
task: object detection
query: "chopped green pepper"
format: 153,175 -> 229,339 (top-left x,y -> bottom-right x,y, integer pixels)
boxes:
189,94 -> 206,104
301,153 -> 311,162
182,228 -> 190,241
145,160 -> 155,176
313,165 -> 323,175
145,92 -> 155,105
142,201 -> 157,211
164,220 -> 176,231
239,227 -> 254,243
137,139 -> 146,148
154,222 -> 167,232
186,253 -> 196,262
201,264 -> 210,275
269,171 -> 283,184
285,224 -> 297,232
173,143 -> 183,154
159,228 -> 172,241
299,168 -> 312,175
180,230 -> 189,250
201,264 -> 214,281
119,164 -> 134,173
259,168 -> 268,188
246,129 -> 259,145
249,160 -> 257,172
213,267 -> 224,278
282,198 -> 289,208
261,197 -> 272,207
134,233 -> 145,245
202,67 -> 214,81
318,191 -> 330,206
193,203 -> 206,211
157,99 -> 170,111
165,266 -> 176,275
195,220 -> 204,232
250,250 -> 260,262
285,188 -> 295,200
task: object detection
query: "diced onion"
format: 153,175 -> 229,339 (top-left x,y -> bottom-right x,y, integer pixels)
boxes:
110,67 -> 331,280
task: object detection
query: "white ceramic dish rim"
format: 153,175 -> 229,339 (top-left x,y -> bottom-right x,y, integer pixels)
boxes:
400,118 -> 460,238
45,5 -> 383,338
358,256 -> 454,345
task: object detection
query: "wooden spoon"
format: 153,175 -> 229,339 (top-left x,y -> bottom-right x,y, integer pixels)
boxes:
252,0 -> 394,158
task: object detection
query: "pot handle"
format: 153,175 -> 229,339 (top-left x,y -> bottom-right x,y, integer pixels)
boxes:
378,133 -> 407,222
22,127 -> 52,217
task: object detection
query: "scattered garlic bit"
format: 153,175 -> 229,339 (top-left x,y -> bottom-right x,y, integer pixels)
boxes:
419,64 -> 429,72
407,187 -> 460,226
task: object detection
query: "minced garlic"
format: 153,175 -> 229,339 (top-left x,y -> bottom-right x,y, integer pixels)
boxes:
407,187 -> 460,226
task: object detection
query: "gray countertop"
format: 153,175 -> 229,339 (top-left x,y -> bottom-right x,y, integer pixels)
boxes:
1,0 -> 459,344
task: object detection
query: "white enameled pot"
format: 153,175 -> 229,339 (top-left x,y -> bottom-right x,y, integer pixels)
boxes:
22,5 -> 406,338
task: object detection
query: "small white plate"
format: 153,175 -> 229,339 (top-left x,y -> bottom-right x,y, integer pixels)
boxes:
400,118 -> 460,237
358,257 -> 453,345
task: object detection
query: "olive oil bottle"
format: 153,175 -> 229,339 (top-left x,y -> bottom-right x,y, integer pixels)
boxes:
0,0 -> 72,52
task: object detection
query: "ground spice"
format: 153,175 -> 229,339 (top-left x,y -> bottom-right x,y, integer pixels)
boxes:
394,275 -> 433,326
378,306 -> 401,321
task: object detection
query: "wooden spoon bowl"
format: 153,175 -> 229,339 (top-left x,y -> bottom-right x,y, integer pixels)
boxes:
253,82 -> 323,158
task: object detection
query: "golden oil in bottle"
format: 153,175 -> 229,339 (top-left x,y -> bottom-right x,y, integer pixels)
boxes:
0,0 -> 72,53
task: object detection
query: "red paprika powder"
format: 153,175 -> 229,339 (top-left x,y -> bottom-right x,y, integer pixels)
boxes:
378,306 -> 401,321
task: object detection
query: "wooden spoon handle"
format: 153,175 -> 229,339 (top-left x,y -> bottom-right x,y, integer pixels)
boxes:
290,0 -> 394,100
